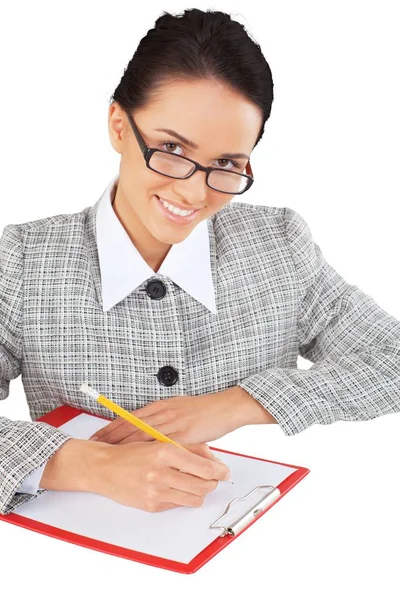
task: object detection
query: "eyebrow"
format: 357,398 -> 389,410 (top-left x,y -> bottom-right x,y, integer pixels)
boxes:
153,127 -> 250,160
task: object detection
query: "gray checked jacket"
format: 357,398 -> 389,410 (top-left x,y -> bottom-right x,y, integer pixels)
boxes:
1,193 -> 400,514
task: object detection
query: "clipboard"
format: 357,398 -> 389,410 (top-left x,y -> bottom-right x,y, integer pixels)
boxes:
0,406 -> 310,573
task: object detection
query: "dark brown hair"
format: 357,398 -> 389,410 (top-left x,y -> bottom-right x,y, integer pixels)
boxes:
110,9 -> 274,150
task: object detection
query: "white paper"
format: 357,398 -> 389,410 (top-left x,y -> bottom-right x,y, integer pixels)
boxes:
13,413 -> 298,564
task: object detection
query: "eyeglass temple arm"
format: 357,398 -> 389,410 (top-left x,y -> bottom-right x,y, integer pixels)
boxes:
246,161 -> 253,179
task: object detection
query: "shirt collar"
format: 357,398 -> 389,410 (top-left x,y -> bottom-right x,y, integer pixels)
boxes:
95,174 -> 217,314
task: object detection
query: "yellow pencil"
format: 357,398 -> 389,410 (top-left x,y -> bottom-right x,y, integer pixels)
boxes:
79,383 -> 233,483
80,383 -> 187,449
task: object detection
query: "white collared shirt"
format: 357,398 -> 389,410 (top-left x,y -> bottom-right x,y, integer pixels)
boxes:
97,174 -> 216,314
17,174 -> 216,494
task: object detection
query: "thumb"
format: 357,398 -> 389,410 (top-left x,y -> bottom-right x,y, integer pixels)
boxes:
180,443 -> 231,482
183,442 -> 226,464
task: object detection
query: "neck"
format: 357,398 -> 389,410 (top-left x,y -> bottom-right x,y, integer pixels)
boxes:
112,182 -> 172,272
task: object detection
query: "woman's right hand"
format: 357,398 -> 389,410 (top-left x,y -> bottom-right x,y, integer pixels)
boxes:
97,440 -> 231,512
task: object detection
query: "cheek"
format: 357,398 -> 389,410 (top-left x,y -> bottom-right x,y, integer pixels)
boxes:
141,162 -> 167,183
205,189 -> 231,208
215,196 -> 233,210
202,195 -> 231,216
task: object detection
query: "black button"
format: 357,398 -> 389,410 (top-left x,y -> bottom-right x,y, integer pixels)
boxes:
145,279 -> 166,300
157,366 -> 179,387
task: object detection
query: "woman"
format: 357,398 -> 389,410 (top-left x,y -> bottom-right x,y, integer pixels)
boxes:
1,8 -> 399,516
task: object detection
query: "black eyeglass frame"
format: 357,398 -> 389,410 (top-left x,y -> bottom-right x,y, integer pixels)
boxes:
125,111 -> 255,195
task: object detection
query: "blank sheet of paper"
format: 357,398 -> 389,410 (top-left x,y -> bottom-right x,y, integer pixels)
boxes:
13,413 -> 298,564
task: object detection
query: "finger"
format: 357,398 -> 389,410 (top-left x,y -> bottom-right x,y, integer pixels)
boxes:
164,468 -> 219,497
91,403 -> 165,441
187,443 -> 228,465
93,409 -> 168,442
153,503 -> 180,512
117,431 -> 155,444
157,480 -> 211,508
130,401 -> 166,420
99,422 -> 141,444
118,424 -> 186,444
89,417 -> 125,440
164,444 -> 231,482
190,443 -> 216,459
94,419 -> 141,442
118,424 -> 179,444
198,446 -> 228,465
113,414 -> 176,444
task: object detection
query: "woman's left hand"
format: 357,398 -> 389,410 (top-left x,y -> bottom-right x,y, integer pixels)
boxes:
89,390 -> 242,445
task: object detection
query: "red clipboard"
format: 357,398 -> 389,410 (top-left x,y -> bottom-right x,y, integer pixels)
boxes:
0,406 -> 310,574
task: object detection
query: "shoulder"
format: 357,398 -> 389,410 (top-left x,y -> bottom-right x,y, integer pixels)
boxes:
1,204 -> 93,253
213,199 -> 285,221
214,201 -> 312,230
2,204 -> 91,235
0,204 -> 93,273
211,201 -> 319,287
211,200 -> 286,238
213,201 -> 315,245
211,201 -> 315,246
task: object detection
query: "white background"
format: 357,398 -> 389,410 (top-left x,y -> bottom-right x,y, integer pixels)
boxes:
1,1 -> 399,598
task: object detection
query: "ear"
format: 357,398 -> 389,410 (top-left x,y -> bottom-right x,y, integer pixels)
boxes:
108,102 -> 127,155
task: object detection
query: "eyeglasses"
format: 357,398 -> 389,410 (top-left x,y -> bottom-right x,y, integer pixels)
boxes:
125,111 -> 254,195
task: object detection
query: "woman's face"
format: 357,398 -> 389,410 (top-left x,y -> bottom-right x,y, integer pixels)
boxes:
108,78 -> 263,247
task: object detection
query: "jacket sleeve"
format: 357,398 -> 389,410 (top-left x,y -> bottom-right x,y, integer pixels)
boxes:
0,223 -> 73,515
237,207 -> 400,436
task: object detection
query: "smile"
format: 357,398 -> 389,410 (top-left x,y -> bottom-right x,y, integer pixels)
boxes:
155,195 -> 200,224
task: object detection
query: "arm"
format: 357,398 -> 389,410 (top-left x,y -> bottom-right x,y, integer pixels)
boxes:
39,438 -> 109,493
0,224 -> 73,514
236,207 -> 400,436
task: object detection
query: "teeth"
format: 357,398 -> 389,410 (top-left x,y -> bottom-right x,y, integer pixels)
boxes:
159,197 -> 195,217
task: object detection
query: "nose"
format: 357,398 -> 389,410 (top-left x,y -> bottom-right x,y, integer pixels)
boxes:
172,169 -> 209,207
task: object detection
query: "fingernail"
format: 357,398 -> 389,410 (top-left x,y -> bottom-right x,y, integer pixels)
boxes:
90,436 -> 99,441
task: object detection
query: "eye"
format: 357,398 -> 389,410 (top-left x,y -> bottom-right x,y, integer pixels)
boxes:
215,157 -> 241,170
161,141 -> 184,156
160,141 -> 241,170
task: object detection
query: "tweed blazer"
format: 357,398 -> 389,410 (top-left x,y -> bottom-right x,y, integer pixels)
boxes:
1,191 -> 400,515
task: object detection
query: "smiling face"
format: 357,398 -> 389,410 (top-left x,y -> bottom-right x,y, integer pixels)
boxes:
108,78 -> 263,270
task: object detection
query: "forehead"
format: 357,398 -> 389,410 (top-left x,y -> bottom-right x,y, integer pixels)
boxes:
138,79 -> 262,152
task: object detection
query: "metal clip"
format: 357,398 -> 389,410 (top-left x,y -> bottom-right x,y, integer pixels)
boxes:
209,485 -> 281,537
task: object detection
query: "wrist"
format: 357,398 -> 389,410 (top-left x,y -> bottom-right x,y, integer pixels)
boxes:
226,385 -> 277,427
40,438 -> 111,494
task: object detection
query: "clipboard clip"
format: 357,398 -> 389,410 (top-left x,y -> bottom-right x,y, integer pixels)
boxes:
209,485 -> 281,537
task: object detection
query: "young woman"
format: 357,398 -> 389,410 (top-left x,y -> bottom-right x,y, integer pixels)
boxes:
1,9 -> 399,516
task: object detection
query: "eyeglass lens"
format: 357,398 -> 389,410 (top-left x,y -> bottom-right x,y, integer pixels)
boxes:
149,151 -> 249,193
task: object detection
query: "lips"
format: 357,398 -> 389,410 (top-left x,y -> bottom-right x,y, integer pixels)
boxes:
155,195 -> 200,224
157,196 -> 196,212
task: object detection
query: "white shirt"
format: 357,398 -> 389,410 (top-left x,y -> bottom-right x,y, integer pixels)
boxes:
17,173 -> 216,494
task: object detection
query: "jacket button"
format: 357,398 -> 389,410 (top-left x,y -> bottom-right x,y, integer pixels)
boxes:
145,279 -> 166,299
157,366 -> 178,387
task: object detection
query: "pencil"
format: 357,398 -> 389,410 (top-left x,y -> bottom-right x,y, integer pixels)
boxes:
79,383 -> 233,483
